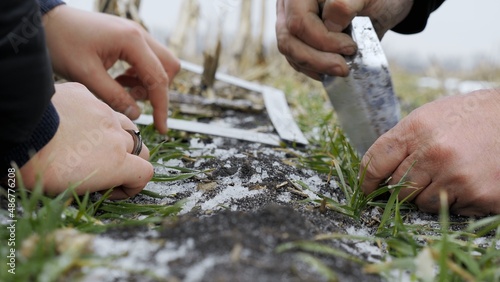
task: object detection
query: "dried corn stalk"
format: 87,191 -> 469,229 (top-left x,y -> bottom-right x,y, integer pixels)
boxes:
95,0 -> 146,28
168,0 -> 200,57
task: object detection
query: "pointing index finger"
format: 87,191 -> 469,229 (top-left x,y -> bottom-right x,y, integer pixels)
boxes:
121,33 -> 169,134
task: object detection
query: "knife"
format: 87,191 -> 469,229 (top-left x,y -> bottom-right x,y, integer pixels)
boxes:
322,17 -> 400,156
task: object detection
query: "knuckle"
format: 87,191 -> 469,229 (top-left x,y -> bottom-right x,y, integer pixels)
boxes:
121,21 -> 144,39
106,94 -> 127,111
404,110 -> 428,134
276,32 -> 291,56
286,15 -> 305,37
361,151 -> 385,180
423,141 -> 456,165
146,64 -> 170,89
170,59 -> 181,76
157,71 -> 169,85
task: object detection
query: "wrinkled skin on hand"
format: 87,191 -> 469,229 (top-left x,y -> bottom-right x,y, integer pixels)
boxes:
361,89 -> 500,216
43,5 -> 180,134
276,0 -> 500,216
20,83 -> 153,200
275,0 -> 412,80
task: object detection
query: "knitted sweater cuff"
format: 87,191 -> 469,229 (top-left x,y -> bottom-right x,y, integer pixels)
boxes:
1,102 -> 59,174
37,0 -> 65,15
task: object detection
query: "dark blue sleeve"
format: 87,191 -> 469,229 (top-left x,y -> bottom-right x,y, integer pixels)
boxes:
391,0 -> 446,34
37,0 -> 66,15
0,0 -> 59,176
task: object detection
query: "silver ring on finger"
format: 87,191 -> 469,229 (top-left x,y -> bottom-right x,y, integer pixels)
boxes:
126,129 -> 143,156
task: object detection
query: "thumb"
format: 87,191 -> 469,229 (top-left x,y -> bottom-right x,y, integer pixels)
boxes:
77,63 -> 142,120
321,0 -> 366,32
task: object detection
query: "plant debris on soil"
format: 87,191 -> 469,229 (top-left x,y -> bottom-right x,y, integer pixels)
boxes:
81,136 -> 383,282
77,67 -> 498,282
2,64 -> 498,282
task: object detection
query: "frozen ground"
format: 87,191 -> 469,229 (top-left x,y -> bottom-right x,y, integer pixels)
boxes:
77,134 -> 484,282
80,136 -> 384,282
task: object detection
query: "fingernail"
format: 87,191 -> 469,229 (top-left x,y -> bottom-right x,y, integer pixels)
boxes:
124,105 -> 140,119
324,20 -> 343,32
333,66 -> 348,77
341,46 -> 357,56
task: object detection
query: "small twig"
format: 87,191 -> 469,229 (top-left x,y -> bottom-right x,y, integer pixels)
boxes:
287,187 -> 309,198
170,91 -> 263,112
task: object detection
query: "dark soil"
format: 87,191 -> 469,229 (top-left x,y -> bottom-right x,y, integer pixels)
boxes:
160,204 -> 380,282
91,135 -> 385,282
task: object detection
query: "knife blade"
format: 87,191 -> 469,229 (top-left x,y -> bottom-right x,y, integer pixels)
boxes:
322,17 -> 400,155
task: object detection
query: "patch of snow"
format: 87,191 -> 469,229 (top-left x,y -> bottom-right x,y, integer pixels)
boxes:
248,142 -> 262,150
288,174 -> 322,201
303,175 -> 325,193
82,237 -> 202,281
184,255 -> 229,282
211,116 -> 241,127
82,237 -> 163,281
216,148 -> 239,160
253,163 -> 262,173
242,116 -> 255,123
145,181 -> 197,197
414,247 -> 436,282
193,158 -> 206,168
201,184 -> 263,211
473,237 -> 489,247
265,150 -> 287,159
188,138 -> 239,160
155,238 -> 195,266
180,190 -> 205,214
249,173 -> 263,184
277,192 -> 292,203
163,158 -> 185,167
344,226 -> 383,263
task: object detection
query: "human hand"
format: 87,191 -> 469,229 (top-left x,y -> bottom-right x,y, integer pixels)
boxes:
20,83 -> 153,200
276,0 -> 357,79
43,5 -> 180,134
360,89 -> 500,216
275,0 -> 412,80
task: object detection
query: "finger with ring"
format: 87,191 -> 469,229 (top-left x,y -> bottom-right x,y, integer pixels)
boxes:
126,129 -> 143,156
